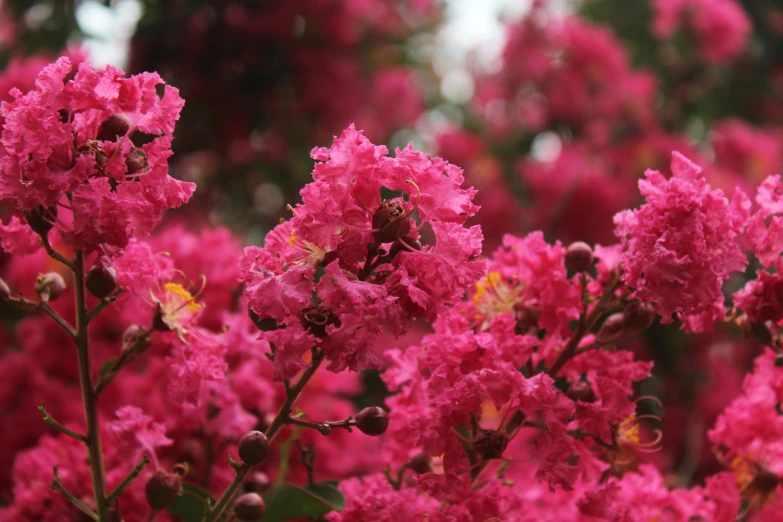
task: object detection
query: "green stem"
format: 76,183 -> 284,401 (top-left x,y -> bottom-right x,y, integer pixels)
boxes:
7,296 -> 77,339
203,350 -> 326,522
73,250 -> 111,521
95,327 -> 154,395
51,471 -> 98,521
85,287 -> 124,323
41,234 -> 74,269
107,456 -> 149,505
38,405 -> 87,442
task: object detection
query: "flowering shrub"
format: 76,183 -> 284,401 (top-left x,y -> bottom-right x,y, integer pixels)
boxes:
1,2 -> 783,521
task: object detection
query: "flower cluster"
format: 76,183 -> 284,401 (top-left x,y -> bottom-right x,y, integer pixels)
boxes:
614,152 -> 749,332
0,56 -> 193,254
240,124 -> 484,379
3,24 -> 783,521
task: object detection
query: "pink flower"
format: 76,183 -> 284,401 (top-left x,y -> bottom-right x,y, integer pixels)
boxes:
0,57 -> 193,254
562,350 -> 653,444
614,152 -> 749,332
108,406 -> 172,465
326,474 -> 437,521
652,0 -> 750,64
240,125 -> 484,380
733,258 -> 783,326
0,216 -> 40,255
709,349 -> 783,479
745,174 -> 783,268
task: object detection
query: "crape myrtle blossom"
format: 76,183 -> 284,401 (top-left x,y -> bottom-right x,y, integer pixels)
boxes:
372,232 -> 657,505
614,152 -> 750,332
240,124 -> 485,380
651,0 -> 751,64
0,224 -> 387,521
709,349 -> 783,516
0,56 -> 193,254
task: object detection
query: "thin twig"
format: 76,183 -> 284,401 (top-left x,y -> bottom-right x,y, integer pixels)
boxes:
203,349 -> 326,522
38,405 -> 87,443
73,251 -> 111,521
50,467 -> 98,521
107,456 -> 149,505
285,415 -> 354,435
85,287 -> 124,323
296,440 -> 316,485
95,327 -> 154,395
6,296 -> 77,339
41,234 -> 74,269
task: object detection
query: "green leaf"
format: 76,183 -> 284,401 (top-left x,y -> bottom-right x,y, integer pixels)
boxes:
98,357 -> 117,378
167,483 -> 216,522
259,482 -> 345,522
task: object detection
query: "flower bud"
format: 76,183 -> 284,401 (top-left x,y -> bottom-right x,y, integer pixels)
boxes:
24,205 -> 57,236
355,406 -> 389,436
0,278 -> 10,301
244,471 -> 271,494
35,272 -> 66,302
86,265 -> 117,299
407,452 -> 431,475
97,113 -> 132,141
596,312 -> 625,344
775,354 -> 783,368
622,301 -> 655,332
122,324 -> 151,354
238,430 -> 269,465
372,199 -> 412,243
567,381 -> 597,403
473,428 -> 509,460
233,493 -> 266,521
145,469 -> 182,510
125,148 -> 148,175
514,304 -> 541,334
565,242 -> 593,273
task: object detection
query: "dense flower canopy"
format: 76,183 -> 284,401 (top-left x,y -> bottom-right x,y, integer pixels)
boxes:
1,1 -> 783,521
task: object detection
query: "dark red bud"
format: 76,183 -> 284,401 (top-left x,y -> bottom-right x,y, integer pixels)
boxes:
775,354 -> 783,368
244,471 -> 271,494
86,265 -> 117,299
145,470 -> 182,510
97,113 -> 132,141
36,272 -> 66,301
596,313 -> 625,344
0,278 -> 9,301
622,301 -> 655,332
567,381 -> 597,403
407,452 -> 431,475
372,199 -> 412,243
238,430 -> 269,465
24,206 -> 58,236
565,242 -> 593,273
514,305 -> 541,334
473,429 -> 509,460
355,406 -> 389,436
125,149 -> 148,175
233,492 -> 266,521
